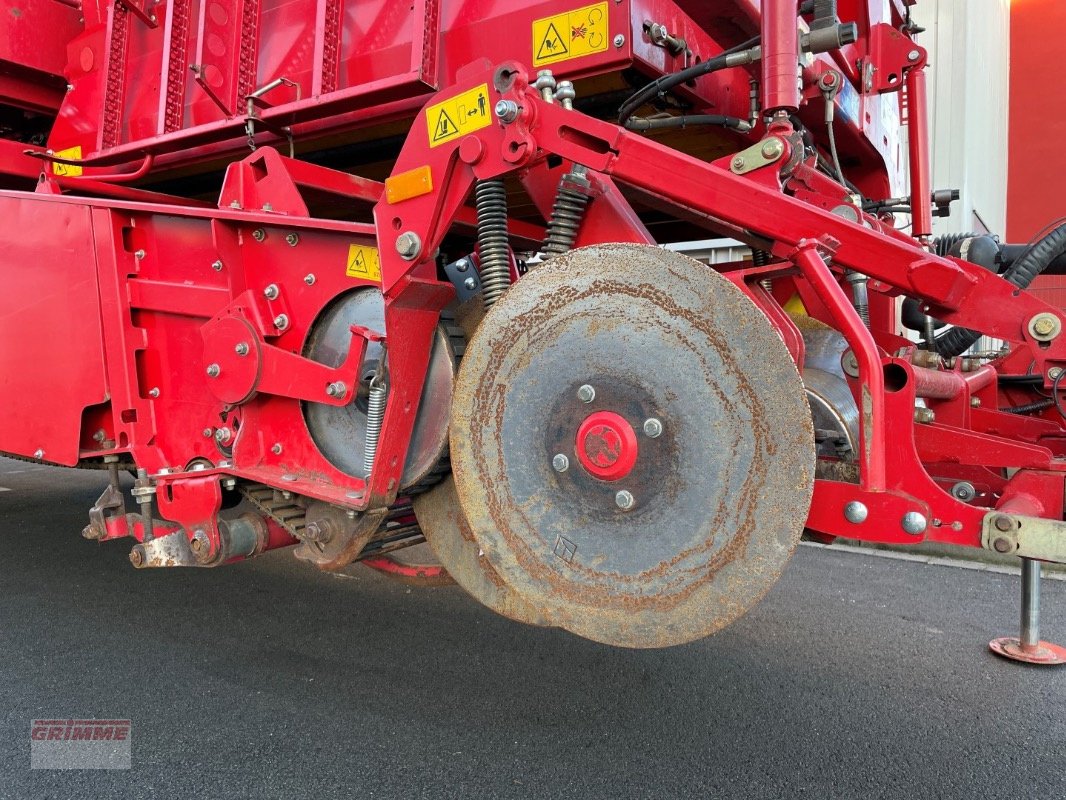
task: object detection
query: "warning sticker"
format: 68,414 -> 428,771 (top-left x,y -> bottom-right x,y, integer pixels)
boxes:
346,244 -> 381,282
532,2 -> 609,67
51,146 -> 83,177
425,83 -> 492,148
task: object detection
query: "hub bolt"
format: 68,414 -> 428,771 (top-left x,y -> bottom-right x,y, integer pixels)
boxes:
552,454 -> 570,472
577,384 -> 596,403
643,418 -> 663,438
615,490 -> 635,511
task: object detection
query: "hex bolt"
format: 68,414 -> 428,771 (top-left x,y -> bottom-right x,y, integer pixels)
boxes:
263,283 -> 280,300
129,547 -> 144,568
273,314 -> 289,330
252,228 -> 266,242
303,520 -> 334,544
552,454 -> 570,472
901,511 -> 928,535
304,273 -> 316,285
643,418 -> 663,438
395,231 -> 422,260
494,100 -> 520,123
732,156 -> 746,170
970,397 -> 981,408
206,363 -> 221,378
913,407 -> 935,424
761,138 -> 784,159
577,384 -> 596,403
215,427 -> 233,445
235,342 -> 249,356
613,34 -> 626,47
271,443 -> 283,455
844,501 -> 868,524
211,259 -> 223,271
993,537 -> 1014,554
285,232 -> 300,247
1034,317 -> 1055,336
463,277 -> 477,291
994,514 -> 1014,532
325,381 -> 347,398
615,490 -> 635,511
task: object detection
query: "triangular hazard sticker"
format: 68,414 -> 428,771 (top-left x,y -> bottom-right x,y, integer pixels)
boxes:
536,22 -> 568,61
432,108 -> 459,142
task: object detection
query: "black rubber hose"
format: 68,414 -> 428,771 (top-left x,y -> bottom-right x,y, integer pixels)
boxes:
1002,399 -> 1054,415
624,114 -> 753,133
933,222 -> 1066,357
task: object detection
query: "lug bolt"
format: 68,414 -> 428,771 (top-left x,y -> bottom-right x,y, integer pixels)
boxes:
263,283 -> 279,300
206,363 -> 221,378
577,384 -> 596,403
273,314 -> 289,330
844,501 -> 868,524
643,418 -> 663,438
235,342 -> 249,356
993,537 -> 1014,554
252,228 -> 266,242
615,490 -> 635,511
325,381 -> 347,398
552,454 -> 570,472
304,273 -> 316,285
494,100 -> 520,123
901,511 -> 928,535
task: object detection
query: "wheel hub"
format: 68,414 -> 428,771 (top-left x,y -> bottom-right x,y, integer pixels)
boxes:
575,410 -> 638,481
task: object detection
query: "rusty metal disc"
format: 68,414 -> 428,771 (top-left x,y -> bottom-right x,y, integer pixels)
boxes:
449,243 -> 815,648
413,476 -> 552,626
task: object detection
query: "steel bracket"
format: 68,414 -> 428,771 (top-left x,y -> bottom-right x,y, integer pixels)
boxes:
982,513 -> 1066,564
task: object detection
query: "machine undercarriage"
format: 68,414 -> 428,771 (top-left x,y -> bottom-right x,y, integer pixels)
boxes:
1,0 -> 1064,660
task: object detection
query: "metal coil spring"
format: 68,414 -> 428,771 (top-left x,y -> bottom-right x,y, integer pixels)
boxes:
544,167 -> 591,257
363,376 -> 387,477
751,248 -> 772,293
475,178 -> 511,309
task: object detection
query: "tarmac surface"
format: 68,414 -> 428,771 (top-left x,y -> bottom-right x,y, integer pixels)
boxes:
1,459 -> 1064,798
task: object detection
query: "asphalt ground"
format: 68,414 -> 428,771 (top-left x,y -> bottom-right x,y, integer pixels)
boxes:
1,458 -> 1064,799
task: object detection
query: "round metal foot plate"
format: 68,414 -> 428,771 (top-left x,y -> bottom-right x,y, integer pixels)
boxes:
989,637 -> 1066,665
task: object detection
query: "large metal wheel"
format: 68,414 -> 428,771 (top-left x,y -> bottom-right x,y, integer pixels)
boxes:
449,244 -> 816,648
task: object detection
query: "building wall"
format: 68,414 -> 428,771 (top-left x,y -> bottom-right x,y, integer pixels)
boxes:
1007,0 -> 1066,308
912,0 -> 1011,238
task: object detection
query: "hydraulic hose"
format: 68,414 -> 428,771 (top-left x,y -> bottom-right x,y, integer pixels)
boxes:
624,114 -> 753,133
933,222 -> 1066,357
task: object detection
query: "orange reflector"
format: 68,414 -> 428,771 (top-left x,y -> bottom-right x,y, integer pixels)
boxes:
385,165 -> 433,203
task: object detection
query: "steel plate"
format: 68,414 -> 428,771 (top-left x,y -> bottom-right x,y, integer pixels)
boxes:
449,244 -> 815,648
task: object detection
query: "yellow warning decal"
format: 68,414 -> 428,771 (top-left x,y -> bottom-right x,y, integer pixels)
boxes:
425,84 -> 492,148
532,2 -> 609,67
346,244 -> 381,282
51,146 -> 83,177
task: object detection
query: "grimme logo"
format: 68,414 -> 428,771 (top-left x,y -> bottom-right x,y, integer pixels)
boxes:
30,719 -> 132,769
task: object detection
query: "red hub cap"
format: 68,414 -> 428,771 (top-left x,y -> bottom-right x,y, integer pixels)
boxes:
575,411 -> 638,481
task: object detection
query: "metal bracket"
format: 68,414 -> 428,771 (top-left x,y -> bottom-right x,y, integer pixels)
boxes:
730,137 -> 786,175
982,512 -> 1066,564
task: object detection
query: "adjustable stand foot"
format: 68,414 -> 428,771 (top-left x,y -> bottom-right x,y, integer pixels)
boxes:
990,558 -> 1066,666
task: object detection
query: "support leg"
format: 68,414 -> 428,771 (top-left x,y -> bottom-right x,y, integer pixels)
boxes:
990,558 -> 1066,665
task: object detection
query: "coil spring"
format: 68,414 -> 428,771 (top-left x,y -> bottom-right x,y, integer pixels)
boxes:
544,167 -> 591,257
476,179 -> 511,309
363,376 -> 387,477
751,248 -> 772,293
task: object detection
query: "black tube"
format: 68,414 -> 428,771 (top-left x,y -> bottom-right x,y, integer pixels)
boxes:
624,114 -> 753,133
1002,399 -> 1055,415
934,222 -> 1066,357
902,234 -> 998,333
1000,244 -> 1066,276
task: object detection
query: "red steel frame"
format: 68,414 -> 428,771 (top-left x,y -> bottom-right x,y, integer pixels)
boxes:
0,0 -> 1063,570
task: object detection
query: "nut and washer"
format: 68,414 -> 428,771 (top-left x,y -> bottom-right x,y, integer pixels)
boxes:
252,228 -> 266,242
844,501 -> 868,524
325,381 -> 347,398
494,100 -> 520,123
914,407 -> 936,424
615,490 -> 635,510
263,283 -> 279,300
577,384 -> 596,403
731,156 -> 746,171
206,363 -> 221,378
643,418 -> 663,438
304,273 -> 316,285
1028,312 -> 1062,342
235,342 -> 249,356
273,314 -> 289,330
285,233 -> 300,247
395,231 -> 422,260
950,481 -> 977,502
552,454 -> 570,473
760,138 -> 785,160
901,511 -> 928,535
